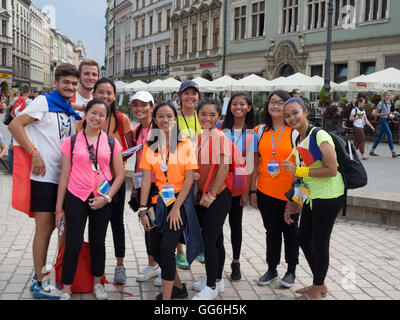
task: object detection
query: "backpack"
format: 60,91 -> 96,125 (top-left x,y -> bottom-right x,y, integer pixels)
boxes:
298,127 -> 368,216
12,97 -> 28,115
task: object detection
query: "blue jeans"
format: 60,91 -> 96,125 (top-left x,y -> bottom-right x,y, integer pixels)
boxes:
372,118 -> 394,151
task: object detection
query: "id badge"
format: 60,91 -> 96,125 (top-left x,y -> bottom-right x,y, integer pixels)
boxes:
132,172 -> 143,189
97,179 -> 111,196
293,184 -> 311,205
267,162 -> 280,178
160,185 -> 176,207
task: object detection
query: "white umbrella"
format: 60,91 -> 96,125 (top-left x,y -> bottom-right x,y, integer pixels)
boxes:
145,79 -> 165,92
192,77 -> 219,92
232,74 -> 271,92
209,75 -> 239,91
348,68 -> 400,91
267,73 -> 322,91
123,80 -> 147,93
115,81 -> 128,93
311,76 -> 338,91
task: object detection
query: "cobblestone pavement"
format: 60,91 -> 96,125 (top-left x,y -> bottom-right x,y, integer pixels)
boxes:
0,172 -> 399,301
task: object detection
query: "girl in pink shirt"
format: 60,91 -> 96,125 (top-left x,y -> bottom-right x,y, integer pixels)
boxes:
55,99 -> 125,300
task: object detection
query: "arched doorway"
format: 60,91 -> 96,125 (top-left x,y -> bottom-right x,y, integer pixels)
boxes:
279,64 -> 295,77
0,81 -> 8,95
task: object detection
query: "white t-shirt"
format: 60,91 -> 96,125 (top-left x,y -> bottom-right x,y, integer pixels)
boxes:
24,95 -> 77,184
350,108 -> 366,128
74,91 -> 92,118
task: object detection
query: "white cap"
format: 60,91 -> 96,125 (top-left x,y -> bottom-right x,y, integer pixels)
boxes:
129,91 -> 154,104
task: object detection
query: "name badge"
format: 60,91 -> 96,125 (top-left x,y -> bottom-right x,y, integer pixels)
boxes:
97,179 -> 111,196
132,172 -> 143,189
267,162 -> 280,178
160,185 -> 176,207
293,184 -> 311,205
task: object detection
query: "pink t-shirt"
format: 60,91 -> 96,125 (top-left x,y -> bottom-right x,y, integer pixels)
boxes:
61,131 -> 123,201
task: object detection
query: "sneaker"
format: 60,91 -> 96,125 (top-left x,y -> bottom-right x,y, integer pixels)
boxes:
136,265 -> 160,282
197,253 -> 205,264
192,285 -> 218,300
176,252 -> 190,270
33,280 -> 61,300
93,283 -> 108,300
114,265 -> 126,285
30,275 -> 37,292
280,272 -> 296,288
257,270 -> 278,286
230,262 -> 242,281
153,273 -> 162,287
155,283 -> 188,300
192,278 -> 224,293
60,292 -> 71,300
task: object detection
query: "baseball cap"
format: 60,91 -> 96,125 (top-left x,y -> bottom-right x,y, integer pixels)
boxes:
129,91 -> 154,104
179,80 -> 200,94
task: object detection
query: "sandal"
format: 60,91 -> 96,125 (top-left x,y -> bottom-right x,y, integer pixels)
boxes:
369,150 -> 379,156
295,286 -> 328,298
392,152 -> 399,158
361,155 -> 369,160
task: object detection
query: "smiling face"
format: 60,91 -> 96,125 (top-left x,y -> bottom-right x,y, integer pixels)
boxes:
180,87 -> 199,110
86,103 -> 108,130
230,95 -> 251,120
93,82 -> 116,107
80,65 -> 99,91
268,94 -> 285,119
131,100 -> 153,122
55,75 -> 79,100
154,105 -> 177,133
283,102 -> 308,130
198,104 -> 220,130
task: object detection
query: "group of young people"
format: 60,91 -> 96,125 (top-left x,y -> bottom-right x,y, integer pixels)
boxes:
9,59 -> 347,301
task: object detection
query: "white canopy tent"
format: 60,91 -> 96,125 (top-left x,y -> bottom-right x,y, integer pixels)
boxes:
231,74 -> 271,92
192,77 -> 219,92
115,81 -> 128,93
311,76 -> 338,92
209,75 -> 239,91
123,80 -> 147,93
347,68 -> 400,92
265,73 -> 323,91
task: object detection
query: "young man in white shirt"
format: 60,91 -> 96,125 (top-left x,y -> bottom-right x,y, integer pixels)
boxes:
9,63 -> 82,300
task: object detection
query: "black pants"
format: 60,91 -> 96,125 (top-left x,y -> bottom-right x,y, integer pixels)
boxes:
257,191 -> 299,272
61,191 -> 112,285
110,181 -> 126,259
228,196 -> 244,261
197,188 -> 232,288
149,205 -> 187,281
298,196 -> 344,286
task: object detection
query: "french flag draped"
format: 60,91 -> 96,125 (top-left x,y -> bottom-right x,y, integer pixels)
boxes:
12,90 -> 81,217
296,134 -> 323,167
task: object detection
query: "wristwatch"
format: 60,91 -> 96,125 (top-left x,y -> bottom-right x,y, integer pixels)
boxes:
249,190 -> 257,195
103,194 -> 112,203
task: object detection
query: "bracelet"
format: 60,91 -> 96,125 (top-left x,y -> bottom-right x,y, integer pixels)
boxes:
207,192 -> 216,200
29,147 -> 37,156
138,206 -> 148,213
138,210 -> 148,217
54,209 -> 64,215
295,166 -> 310,178
249,190 -> 257,195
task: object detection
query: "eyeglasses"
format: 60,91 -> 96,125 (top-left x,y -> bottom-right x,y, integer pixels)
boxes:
88,145 -> 96,162
269,100 -> 285,107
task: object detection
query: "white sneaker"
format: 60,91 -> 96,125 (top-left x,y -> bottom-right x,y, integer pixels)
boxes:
153,273 -> 162,287
60,292 -> 71,300
192,278 -> 224,293
192,285 -> 218,300
136,265 -> 160,282
93,284 -> 108,300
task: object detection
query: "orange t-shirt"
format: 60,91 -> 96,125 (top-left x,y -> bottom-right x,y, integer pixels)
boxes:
255,125 -> 295,201
139,139 -> 198,193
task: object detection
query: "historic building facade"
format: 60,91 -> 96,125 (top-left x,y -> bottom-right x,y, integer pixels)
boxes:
0,0 -> 13,95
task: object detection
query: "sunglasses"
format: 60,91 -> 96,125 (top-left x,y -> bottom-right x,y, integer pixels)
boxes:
88,145 -> 96,162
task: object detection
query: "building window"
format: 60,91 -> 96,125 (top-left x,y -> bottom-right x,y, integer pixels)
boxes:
360,61 -> 376,75
363,0 -> 388,22
334,63 -> 348,83
173,28 -> 179,55
234,5 -> 246,40
184,0 -> 190,6
165,45 -> 169,64
176,0 -> 180,9
141,51 -> 144,68
182,26 -> 188,54
135,21 -> 139,39
150,16 -> 153,35
251,1 -> 265,37
157,47 -> 161,66
213,17 -> 219,48
2,20 -> 6,36
334,0 -> 355,26
201,21 -> 208,51
158,12 -> 162,33
2,48 -> 6,66
148,48 -> 152,67
2,0 -> 6,10
134,51 -> 138,68
167,10 -> 171,30
281,0 -> 299,33
311,65 -> 323,77
192,23 -> 197,52
142,19 -> 145,37
306,0 -> 326,30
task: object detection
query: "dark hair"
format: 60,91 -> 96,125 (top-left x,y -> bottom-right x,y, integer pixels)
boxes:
93,78 -> 119,134
178,87 -> 201,108
197,99 -> 222,116
55,63 -> 80,82
147,102 -> 182,153
21,84 -> 30,94
82,98 -> 110,129
262,90 -> 291,131
221,92 -> 255,130
291,89 -> 301,96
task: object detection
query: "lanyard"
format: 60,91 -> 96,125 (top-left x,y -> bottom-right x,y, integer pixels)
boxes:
158,143 -> 170,184
181,111 -> 198,142
83,130 -> 101,171
231,125 -> 247,157
270,126 -> 285,161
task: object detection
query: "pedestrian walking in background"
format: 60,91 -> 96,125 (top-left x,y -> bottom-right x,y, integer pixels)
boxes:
139,102 -> 201,300
281,98 -> 345,300
55,99 -> 125,300
250,91 -> 300,289
220,92 -> 257,281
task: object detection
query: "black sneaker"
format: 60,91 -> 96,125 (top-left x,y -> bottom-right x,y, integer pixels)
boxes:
280,272 -> 296,288
156,283 -> 188,300
257,270 -> 278,286
230,262 -> 242,281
